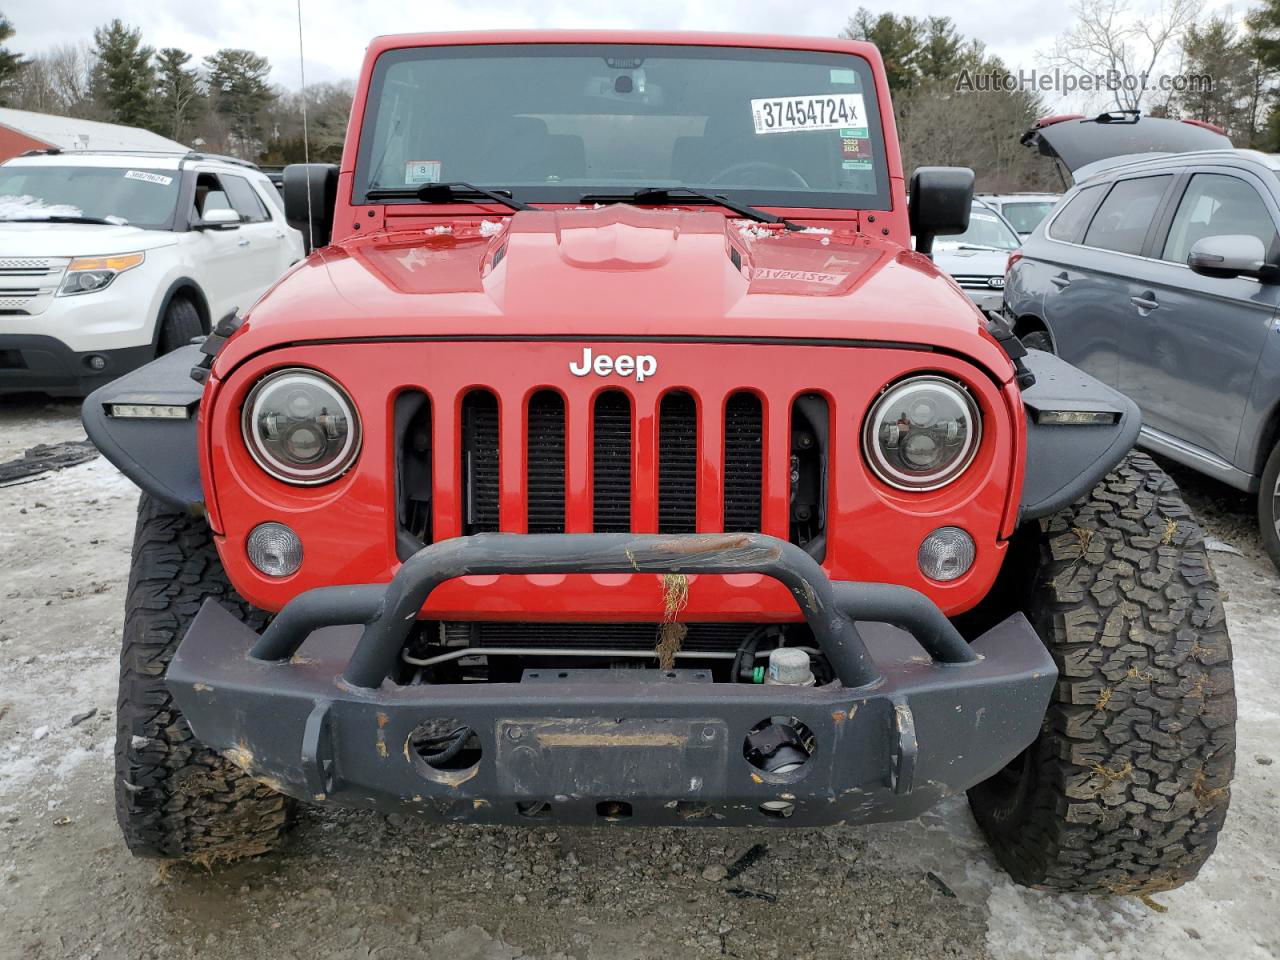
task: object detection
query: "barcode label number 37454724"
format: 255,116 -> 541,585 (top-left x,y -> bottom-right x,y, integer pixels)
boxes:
750,93 -> 866,134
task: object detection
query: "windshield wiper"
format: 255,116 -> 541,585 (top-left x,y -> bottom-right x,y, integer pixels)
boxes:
580,187 -> 802,231
365,181 -> 531,212
0,214 -> 120,225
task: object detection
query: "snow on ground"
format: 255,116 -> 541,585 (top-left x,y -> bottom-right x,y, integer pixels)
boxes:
0,396 -> 1276,959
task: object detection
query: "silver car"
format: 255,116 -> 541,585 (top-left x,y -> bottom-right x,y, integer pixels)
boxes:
978,192 -> 1061,238
930,200 -> 1021,312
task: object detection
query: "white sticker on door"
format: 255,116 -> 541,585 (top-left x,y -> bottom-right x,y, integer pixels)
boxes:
123,170 -> 174,186
750,94 -> 867,135
405,161 -> 442,184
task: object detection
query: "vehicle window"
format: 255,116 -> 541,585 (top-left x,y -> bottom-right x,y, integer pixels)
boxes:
356,43 -> 892,210
933,207 -> 1021,251
0,165 -> 180,229
1001,201 -> 1056,234
1047,185 -> 1104,242
222,175 -> 271,223
1083,176 -> 1172,255
1162,173 -> 1278,263
194,172 -> 235,219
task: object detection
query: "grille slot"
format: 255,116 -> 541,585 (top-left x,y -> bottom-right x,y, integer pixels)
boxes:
395,391 -> 432,554
461,390 -> 499,534
527,390 -> 566,533
658,391 -> 697,533
723,392 -> 763,532
592,390 -> 632,532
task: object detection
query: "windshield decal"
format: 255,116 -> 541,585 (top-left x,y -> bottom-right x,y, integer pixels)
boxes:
123,170 -> 173,186
405,161 -> 441,184
751,93 -> 867,134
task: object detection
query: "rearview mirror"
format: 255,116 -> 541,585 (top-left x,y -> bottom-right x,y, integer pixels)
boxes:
909,166 -> 975,256
195,207 -> 241,230
1188,235 -> 1276,281
283,163 -> 339,252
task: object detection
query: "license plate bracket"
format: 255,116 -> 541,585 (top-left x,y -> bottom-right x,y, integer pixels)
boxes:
495,717 -> 729,798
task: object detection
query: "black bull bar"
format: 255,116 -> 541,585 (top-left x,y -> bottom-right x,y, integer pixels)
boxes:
168,533 -> 1057,826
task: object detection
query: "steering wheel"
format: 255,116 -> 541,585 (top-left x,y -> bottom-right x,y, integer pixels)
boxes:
708,161 -> 810,189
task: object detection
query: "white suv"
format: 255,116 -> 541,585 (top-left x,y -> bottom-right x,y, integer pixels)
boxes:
0,150 -> 304,396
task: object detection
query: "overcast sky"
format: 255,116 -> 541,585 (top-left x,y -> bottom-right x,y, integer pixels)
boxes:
3,0 -> 1247,104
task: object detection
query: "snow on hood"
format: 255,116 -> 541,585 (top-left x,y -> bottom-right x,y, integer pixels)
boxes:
0,195 -> 94,221
931,244 -> 1009,277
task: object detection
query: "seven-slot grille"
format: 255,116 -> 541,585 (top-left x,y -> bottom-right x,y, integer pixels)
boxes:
442,387 -> 788,539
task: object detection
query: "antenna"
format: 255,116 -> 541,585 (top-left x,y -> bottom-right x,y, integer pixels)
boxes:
295,0 -> 315,251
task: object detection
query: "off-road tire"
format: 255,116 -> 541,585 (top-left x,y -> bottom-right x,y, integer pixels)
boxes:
969,452 -> 1235,894
156,296 -> 202,355
1255,440 -> 1280,571
115,493 -> 294,862
1019,328 -> 1054,353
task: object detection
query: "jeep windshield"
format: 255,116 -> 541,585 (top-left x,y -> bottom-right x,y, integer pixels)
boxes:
355,44 -> 890,211
0,165 -> 180,229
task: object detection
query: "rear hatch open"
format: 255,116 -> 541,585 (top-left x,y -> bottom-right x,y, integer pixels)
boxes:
1022,111 -> 1232,181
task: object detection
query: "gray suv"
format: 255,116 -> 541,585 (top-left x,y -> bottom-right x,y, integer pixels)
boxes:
1005,113 -> 1280,564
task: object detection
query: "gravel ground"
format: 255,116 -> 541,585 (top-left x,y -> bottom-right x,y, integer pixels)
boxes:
0,393 -> 1277,960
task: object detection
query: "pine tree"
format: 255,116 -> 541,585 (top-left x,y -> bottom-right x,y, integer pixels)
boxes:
92,19 -> 156,129
204,48 -> 275,156
0,13 -> 27,107
155,47 -> 202,143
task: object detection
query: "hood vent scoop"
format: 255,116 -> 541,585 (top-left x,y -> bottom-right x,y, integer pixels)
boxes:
554,206 -> 679,270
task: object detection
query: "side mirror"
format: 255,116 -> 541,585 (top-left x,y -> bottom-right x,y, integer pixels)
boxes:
194,207 -> 241,230
909,166 -> 975,256
283,163 -> 339,252
1188,234 -> 1276,281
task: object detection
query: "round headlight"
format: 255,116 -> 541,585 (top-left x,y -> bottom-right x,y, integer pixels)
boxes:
863,375 -> 980,491
242,369 -> 361,485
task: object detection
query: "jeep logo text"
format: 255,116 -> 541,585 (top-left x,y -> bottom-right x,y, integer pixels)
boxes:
569,347 -> 657,382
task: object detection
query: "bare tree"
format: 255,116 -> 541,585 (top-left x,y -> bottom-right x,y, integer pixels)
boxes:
1050,0 -> 1199,111
11,42 -> 99,117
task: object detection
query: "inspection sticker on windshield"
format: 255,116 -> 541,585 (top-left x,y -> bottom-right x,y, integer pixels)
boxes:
751,93 -> 866,134
123,170 -> 173,186
404,160 -> 441,184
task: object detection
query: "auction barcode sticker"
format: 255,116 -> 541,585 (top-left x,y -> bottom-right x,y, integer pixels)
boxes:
751,93 -> 866,134
124,170 -> 173,186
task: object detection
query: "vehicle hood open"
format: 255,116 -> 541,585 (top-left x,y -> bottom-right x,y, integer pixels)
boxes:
1022,112 -> 1232,180
217,204 -> 1015,379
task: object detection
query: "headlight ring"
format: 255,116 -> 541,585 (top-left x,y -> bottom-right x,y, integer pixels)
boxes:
242,369 -> 361,485
863,375 -> 981,491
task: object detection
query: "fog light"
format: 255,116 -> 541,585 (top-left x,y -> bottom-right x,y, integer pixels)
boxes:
85,354 -> 107,371
246,522 -> 302,577
918,526 -> 975,582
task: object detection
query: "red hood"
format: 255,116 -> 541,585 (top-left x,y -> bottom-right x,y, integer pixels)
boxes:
216,205 -> 1013,379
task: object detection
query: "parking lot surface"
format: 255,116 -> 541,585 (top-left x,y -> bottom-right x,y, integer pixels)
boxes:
0,395 -> 1276,960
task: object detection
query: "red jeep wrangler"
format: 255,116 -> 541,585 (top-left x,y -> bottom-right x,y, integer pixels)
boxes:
84,31 -> 1235,894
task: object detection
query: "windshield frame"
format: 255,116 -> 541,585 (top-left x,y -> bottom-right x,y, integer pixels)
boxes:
0,162 -> 185,231
352,43 -> 893,212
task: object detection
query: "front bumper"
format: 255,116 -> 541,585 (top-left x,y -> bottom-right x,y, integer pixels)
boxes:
963,289 -> 1005,313
169,533 -> 1056,827
0,334 -> 153,395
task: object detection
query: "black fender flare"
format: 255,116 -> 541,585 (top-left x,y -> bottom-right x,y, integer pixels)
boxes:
1018,350 -> 1141,522
82,344 -> 206,514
